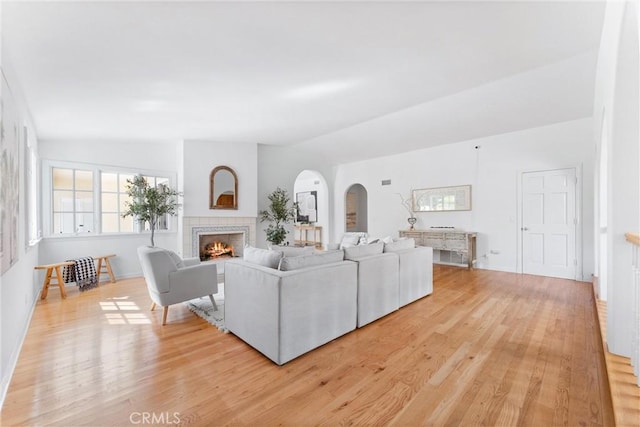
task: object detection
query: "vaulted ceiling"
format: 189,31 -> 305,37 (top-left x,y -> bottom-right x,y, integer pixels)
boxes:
3,1 -> 605,163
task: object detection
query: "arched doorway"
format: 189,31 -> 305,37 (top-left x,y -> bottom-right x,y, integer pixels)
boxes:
345,184 -> 368,233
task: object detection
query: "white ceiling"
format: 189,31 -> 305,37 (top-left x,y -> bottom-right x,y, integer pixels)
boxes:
3,1 -> 605,164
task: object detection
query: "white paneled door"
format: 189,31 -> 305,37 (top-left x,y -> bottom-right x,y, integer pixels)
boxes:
522,168 -> 577,279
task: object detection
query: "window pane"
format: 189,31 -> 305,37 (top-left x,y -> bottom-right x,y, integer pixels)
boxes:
53,212 -> 74,234
75,192 -> 94,212
120,215 -> 134,232
157,215 -> 168,230
102,213 -> 119,233
119,174 -> 135,192
76,213 -> 94,233
53,190 -> 74,211
102,173 -> 118,192
102,193 -> 118,212
52,168 -> 73,190
75,170 -> 93,191
156,177 -> 169,187
143,176 -> 155,186
120,194 -> 132,212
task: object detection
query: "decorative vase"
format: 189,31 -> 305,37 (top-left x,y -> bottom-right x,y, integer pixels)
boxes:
407,217 -> 417,230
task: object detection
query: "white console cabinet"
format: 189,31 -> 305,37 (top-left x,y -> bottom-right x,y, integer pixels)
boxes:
399,229 -> 477,269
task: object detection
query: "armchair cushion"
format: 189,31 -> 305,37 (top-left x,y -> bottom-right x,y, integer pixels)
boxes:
166,250 -> 185,268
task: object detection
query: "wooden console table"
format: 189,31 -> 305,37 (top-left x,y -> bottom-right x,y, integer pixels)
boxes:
294,225 -> 322,248
400,229 -> 477,269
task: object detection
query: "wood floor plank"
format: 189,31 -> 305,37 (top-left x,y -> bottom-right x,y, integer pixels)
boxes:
0,267 -> 620,427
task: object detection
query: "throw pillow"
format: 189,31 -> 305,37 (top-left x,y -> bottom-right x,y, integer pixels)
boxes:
279,250 -> 345,271
244,246 -> 283,269
166,250 -> 185,268
384,238 -> 416,253
343,241 -> 384,260
339,234 -> 361,249
271,245 -> 317,257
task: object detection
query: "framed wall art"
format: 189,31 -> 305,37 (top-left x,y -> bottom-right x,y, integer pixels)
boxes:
296,191 -> 317,223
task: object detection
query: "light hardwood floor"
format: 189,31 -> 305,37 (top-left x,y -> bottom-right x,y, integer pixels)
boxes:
1,266 -> 616,426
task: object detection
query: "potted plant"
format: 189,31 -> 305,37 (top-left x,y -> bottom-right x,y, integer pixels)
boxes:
122,175 -> 181,246
259,187 -> 298,246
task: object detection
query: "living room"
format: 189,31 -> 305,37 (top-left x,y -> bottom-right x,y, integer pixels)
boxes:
1,1 -> 639,425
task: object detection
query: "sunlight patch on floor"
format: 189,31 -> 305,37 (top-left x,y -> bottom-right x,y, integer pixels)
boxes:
100,299 -> 151,324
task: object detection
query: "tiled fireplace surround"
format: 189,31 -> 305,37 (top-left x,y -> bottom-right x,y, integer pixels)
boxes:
182,216 -> 257,260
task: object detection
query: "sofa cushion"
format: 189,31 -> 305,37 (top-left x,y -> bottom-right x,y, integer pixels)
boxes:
271,245 -> 317,257
384,238 -> 416,253
244,246 -> 283,269
343,242 -> 384,260
279,250 -> 344,271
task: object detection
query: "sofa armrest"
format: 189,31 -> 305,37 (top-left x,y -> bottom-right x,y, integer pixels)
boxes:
349,252 -> 400,327
394,246 -> 433,306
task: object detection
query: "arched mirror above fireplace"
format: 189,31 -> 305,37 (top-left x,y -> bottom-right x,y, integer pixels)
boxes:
209,166 -> 238,210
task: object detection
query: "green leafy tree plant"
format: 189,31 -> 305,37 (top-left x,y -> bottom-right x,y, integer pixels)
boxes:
259,187 -> 298,246
122,175 -> 181,247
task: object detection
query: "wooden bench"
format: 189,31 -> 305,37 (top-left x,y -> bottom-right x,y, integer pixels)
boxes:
34,261 -> 75,300
35,254 -> 116,300
95,254 -> 116,284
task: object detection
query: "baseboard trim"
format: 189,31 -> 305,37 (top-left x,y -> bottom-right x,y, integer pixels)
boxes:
0,291 -> 40,410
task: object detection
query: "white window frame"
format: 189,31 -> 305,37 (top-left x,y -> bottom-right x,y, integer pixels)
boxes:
42,160 -> 177,237
24,126 -> 41,247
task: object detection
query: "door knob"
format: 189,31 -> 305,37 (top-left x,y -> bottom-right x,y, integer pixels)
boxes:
521,227 -> 529,231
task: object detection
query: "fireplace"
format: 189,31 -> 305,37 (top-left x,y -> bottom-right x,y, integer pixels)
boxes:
190,225 -> 250,260
199,233 -> 243,261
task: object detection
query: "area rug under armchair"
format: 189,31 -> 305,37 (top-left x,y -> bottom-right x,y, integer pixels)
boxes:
184,284 -> 227,332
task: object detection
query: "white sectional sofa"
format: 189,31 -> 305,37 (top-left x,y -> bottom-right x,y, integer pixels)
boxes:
225,248 -> 358,365
224,239 -> 432,365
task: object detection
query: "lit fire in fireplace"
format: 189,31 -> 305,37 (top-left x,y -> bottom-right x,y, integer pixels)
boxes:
202,241 -> 235,260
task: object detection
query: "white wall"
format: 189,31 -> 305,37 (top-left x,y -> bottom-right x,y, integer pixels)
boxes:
0,61 -> 42,406
257,145 -> 335,248
593,0 -> 640,358
181,141 -> 258,217
334,117 -> 595,279
39,139 -> 178,172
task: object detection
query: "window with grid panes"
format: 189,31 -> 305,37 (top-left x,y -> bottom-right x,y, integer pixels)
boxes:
52,168 -> 94,234
101,172 -> 135,233
46,162 -> 174,236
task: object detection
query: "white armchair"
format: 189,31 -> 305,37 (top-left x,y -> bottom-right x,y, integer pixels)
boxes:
137,246 -> 219,325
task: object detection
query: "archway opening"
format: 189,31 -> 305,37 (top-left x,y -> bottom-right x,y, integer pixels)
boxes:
345,184 -> 368,233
